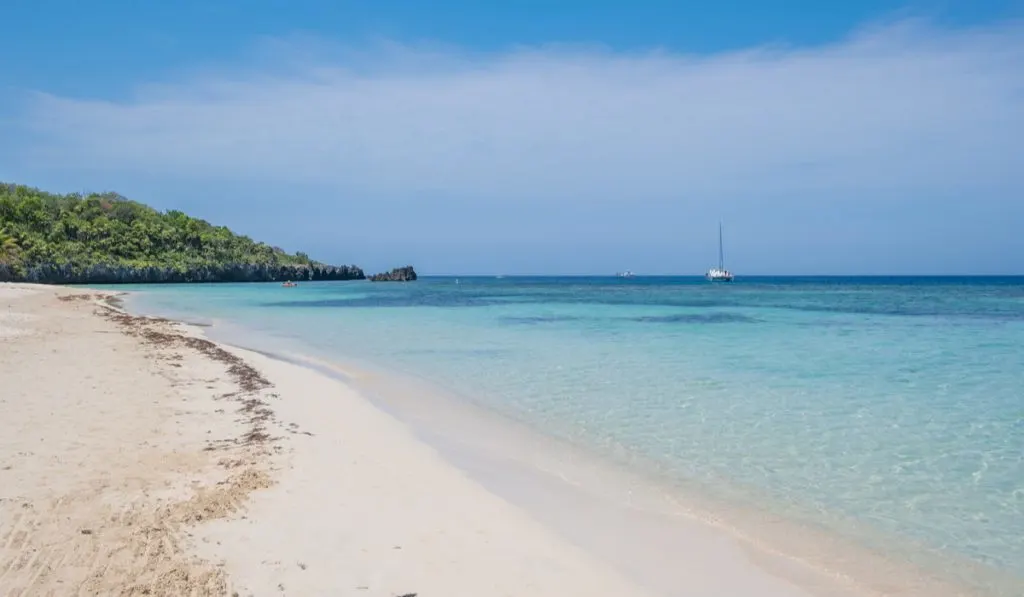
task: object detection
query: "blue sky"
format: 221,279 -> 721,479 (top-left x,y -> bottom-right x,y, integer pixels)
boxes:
2,1 -> 1023,275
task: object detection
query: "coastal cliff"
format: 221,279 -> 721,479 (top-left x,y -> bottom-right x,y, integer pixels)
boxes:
0,262 -> 364,284
369,266 -> 418,282
0,183 -> 369,284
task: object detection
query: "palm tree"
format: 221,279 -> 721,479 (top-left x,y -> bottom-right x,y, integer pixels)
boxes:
0,227 -> 20,264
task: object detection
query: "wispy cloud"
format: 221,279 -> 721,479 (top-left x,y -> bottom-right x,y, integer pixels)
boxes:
17,20 -> 1024,203
5,19 -> 1024,273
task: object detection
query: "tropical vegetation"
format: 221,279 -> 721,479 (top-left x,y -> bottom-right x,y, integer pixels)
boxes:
0,182 -> 355,282
0,226 -> 19,263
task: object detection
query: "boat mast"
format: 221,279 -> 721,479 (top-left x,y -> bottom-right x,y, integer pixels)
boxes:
718,221 -> 725,271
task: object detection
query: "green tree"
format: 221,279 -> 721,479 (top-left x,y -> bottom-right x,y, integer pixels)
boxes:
0,227 -> 19,264
0,183 -> 357,280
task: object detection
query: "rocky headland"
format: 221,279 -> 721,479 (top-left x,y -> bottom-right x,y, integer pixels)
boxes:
0,262 -> 364,284
369,266 -> 418,282
0,183 -> 399,285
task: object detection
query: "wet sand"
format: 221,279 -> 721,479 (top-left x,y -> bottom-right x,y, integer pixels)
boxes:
1,282 -> 946,596
0,284 -> 655,596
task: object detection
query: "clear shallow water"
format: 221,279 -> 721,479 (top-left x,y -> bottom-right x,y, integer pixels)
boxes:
120,276 -> 1024,588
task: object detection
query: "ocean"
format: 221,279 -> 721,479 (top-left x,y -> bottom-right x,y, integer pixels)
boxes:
118,276 -> 1024,594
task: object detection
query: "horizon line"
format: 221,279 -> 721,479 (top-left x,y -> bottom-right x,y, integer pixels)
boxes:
412,273 -> 1024,278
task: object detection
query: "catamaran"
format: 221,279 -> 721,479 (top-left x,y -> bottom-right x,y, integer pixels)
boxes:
705,222 -> 734,282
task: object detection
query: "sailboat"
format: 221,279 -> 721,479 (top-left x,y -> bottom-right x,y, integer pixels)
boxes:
705,222 -> 734,282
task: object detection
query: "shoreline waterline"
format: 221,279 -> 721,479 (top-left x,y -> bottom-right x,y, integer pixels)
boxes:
251,345 -> 1015,597
117,289 -> 1019,597
7,283 -> 688,595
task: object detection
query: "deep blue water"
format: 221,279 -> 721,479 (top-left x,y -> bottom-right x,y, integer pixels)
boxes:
120,276 -> 1024,589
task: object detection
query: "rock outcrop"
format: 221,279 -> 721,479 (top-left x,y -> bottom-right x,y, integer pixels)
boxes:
369,266 -> 417,282
0,262 -> 365,284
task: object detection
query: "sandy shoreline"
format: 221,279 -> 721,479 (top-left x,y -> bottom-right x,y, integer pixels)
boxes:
0,283 -> 988,596
1,284 -> 663,596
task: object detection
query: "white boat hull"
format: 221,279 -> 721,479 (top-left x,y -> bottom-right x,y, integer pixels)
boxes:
705,268 -> 734,282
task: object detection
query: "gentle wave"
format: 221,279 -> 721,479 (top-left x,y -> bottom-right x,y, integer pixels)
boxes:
119,276 -> 1024,594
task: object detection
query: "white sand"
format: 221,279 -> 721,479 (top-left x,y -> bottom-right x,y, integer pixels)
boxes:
0,283 -> 884,597
192,348 -> 661,596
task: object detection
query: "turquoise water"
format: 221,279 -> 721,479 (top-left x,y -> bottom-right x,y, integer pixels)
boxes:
121,276 -> 1023,590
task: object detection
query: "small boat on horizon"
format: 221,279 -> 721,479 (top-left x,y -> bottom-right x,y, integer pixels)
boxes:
282,281 -> 298,287
617,270 -> 636,278
705,222 -> 734,282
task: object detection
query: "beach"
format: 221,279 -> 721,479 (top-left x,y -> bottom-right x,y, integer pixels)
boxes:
0,282 -> 874,597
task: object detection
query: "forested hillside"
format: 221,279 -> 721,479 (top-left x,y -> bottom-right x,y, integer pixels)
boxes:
0,183 -> 364,283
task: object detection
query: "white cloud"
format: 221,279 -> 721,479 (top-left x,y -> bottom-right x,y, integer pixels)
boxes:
14,19 -> 1024,207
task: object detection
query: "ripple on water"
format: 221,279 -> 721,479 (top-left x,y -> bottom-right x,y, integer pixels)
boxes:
123,277 -> 1024,592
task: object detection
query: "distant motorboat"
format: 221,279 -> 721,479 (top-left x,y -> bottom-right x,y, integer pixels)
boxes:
282,281 -> 298,287
705,222 -> 734,282
617,270 -> 636,278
